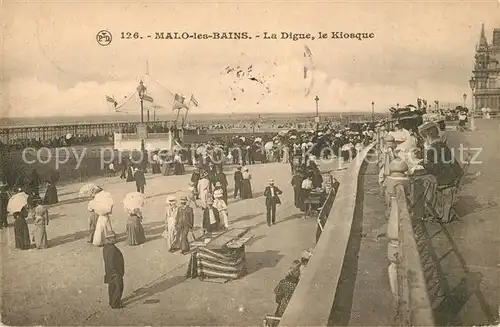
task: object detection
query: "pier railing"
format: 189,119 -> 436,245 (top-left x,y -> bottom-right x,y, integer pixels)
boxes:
385,158 -> 434,326
379,120 -> 435,326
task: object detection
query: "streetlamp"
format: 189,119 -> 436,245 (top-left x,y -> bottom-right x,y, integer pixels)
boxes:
371,101 -> 375,124
137,80 -> 146,124
469,77 -> 477,131
314,95 -> 320,131
463,93 -> 467,108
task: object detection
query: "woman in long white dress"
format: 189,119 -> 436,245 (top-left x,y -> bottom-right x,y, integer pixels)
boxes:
213,189 -> 228,229
196,172 -> 211,209
164,195 -> 179,252
91,191 -> 116,247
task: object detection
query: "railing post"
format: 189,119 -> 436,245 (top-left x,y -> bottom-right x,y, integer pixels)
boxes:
385,158 -> 409,300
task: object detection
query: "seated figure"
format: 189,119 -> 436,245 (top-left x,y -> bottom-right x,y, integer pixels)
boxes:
417,121 -> 464,223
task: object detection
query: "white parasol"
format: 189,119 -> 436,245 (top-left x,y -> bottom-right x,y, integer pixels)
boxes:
123,192 -> 146,213
7,192 -> 29,213
92,191 -> 114,216
79,183 -> 102,197
65,133 -> 73,140
264,141 -> 274,151
196,146 -> 207,155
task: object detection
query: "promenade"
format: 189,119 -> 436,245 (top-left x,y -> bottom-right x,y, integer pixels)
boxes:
0,159 -> 346,325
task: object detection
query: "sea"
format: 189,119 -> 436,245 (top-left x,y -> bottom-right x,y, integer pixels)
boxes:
0,112 -> 377,128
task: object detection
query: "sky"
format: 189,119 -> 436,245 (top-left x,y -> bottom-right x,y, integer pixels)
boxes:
2,1 -> 500,118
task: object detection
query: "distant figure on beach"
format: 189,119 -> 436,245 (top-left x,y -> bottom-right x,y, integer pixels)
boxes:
103,233 -> 125,309
32,199 -> 49,249
13,206 -> 31,250
133,168 -> 146,194
43,180 -> 58,205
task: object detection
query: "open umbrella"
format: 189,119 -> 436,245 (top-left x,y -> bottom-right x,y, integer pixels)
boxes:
264,141 -> 274,151
7,192 -> 29,213
79,183 -> 102,197
65,133 -> 73,140
123,192 -> 146,213
92,191 -> 114,216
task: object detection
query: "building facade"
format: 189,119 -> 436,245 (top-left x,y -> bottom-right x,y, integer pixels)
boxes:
472,24 -> 500,112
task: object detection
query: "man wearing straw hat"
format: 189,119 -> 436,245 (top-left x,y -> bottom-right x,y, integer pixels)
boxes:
176,196 -> 194,254
103,232 -> 125,309
264,179 -> 282,226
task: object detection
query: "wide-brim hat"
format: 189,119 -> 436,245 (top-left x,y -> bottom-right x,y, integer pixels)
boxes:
269,179 -> 274,183
418,121 -> 439,134
179,196 -> 188,202
166,195 -> 176,203
215,182 -> 222,187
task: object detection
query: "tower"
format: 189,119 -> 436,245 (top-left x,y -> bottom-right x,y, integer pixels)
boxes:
472,24 -> 500,112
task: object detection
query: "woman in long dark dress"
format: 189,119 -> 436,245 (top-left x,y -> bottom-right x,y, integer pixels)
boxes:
240,166 -> 253,199
43,181 -> 58,205
13,206 -> 31,250
273,266 -> 300,320
125,208 -> 146,246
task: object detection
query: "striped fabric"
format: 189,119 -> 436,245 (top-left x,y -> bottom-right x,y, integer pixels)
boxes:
186,246 -> 247,280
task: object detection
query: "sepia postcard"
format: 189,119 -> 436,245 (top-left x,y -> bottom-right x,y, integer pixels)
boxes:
1,1 -> 499,326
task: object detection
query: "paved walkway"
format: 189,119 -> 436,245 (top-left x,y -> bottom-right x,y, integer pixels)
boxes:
1,159 -> 347,325
419,119 -> 500,325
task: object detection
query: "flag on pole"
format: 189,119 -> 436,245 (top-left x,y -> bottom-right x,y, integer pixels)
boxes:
190,94 -> 199,107
106,95 -> 118,108
142,94 -> 154,102
173,93 -> 188,110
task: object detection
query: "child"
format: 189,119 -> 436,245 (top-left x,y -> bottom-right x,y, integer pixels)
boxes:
213,189 -> 228,229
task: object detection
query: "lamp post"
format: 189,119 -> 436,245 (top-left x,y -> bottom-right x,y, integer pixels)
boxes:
469,77 -> 477,131
137,80 -> 146,124
371,101 -> 375,124
463,93 -> 467,108
314,95 -> 320,131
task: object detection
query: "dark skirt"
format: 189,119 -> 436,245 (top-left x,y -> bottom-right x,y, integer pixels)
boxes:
126,215 -> 146,246
151,163 -> 161,174
14,217 -> 31,250
43,185 -> 58,205
240,180 -> 253,199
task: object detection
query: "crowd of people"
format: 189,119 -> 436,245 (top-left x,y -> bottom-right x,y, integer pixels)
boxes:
0,114 -> 381,319
378,105 -> 466,224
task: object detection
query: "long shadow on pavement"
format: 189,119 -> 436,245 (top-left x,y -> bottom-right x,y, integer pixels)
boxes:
275,212 -> 303,225
26,213 -> 66,224
122,275 -> 188,306
232,213 -> 263,224
50,229 -> 89,247
48,197 -> 90,208
454,195 -> 497,217
115,221 -> 165,243
245,250 -> 284,276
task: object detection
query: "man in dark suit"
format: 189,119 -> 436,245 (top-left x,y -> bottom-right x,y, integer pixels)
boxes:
264,179 -> 282,226
214,166 -> 228,203
233,166 -> 243,199
133,167 -> 146,194
103,233 -> 125,309
202,199 -> 221,234
177,196 -> 195,254
291,169 -> 304,209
